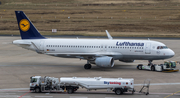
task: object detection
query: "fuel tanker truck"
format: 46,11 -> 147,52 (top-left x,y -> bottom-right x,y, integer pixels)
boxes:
30,76 -> 135,95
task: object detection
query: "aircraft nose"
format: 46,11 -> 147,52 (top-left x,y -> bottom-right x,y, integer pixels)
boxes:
169,49 -> 175,57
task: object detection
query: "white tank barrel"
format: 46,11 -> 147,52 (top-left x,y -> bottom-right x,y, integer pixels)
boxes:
60,77 -> 134,90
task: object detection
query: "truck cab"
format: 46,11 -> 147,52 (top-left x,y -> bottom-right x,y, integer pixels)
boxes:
30,76 -> 41,92
164,61 -> 176,69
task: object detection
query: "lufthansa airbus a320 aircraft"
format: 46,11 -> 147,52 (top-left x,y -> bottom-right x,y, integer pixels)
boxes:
13,11 -> 175,69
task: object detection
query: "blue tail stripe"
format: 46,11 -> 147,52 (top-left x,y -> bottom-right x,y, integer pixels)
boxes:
15,11 -> 45,39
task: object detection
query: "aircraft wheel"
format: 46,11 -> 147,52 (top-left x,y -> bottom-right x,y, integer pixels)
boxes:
84,64 -> 91,69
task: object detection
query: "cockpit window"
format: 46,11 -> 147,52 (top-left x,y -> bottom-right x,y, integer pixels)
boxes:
157,46 -> 168,49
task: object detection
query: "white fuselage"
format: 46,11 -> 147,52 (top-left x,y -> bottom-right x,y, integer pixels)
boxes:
13,38 -> 175,61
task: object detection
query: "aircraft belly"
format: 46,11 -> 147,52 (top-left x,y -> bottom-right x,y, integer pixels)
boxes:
122,55 -> 170,60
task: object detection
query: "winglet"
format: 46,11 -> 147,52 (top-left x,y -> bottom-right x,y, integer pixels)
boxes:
105,30 -> 113,40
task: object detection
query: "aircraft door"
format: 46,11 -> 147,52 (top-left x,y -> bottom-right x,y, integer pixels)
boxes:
145,43 -> 151,54
39,41 -> 44,51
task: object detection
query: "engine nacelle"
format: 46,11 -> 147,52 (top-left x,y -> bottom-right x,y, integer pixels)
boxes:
119,59 -> 134,63
90,56 -> 114,67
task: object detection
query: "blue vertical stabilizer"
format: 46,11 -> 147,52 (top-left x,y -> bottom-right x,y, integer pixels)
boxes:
15,11 -> 45,39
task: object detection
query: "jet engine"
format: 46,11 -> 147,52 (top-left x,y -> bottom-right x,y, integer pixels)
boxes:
90,56 -> 114,67
119,59 -> 134,63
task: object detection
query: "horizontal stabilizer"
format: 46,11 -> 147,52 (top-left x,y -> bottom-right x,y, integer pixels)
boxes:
13,40 -> 31,45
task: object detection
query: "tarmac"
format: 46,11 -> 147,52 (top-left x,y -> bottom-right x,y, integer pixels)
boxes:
0,36 -> 180,98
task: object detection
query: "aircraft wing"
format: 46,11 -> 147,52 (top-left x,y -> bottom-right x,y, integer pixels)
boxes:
46,52 -> 122,59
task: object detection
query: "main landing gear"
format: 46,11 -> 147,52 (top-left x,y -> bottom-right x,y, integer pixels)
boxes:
84,61 -> 92,69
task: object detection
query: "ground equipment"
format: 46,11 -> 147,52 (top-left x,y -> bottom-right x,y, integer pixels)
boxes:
137,61 -> 179,72
139,79 -> 151,95
30,76 -> 135,95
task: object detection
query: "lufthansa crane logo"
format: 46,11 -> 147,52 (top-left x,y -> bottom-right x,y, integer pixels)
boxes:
19,19 -> 30,32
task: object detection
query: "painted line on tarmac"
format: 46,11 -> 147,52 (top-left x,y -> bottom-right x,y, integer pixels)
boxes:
35,96 -> 53,97
5,93 -> 16,94
134,83 -> 180,86
0,93 -> 16,94
0,88 -> 29,91
0,95 -> 18,97
70,96 -> 87,98
18,91 -> 30,92
164,90 -> 180,98
18,91 -> 31,98
0,95 -> 30,98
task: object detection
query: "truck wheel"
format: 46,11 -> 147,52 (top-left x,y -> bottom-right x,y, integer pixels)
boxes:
35,88 -> 41,93
151,66 -> 155,71
138,64 -> 143,70
161,66 -> 164,71
67,88 -> 73,94
115,89 -> 122,95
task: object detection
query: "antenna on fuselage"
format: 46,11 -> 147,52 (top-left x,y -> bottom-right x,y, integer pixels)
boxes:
148,38 -> 150,40
105,30 -> 113,40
